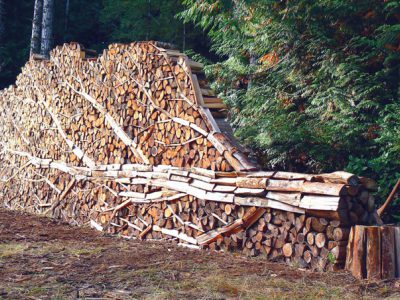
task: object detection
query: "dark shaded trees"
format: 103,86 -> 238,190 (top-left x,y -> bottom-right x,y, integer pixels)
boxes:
0,0 -> 5,43
0,1 -> 34,86
100,0 -> 210,56
0,1 -> 209,87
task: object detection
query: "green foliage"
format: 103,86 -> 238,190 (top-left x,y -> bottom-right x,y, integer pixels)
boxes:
328,252 -> 336,264
181,0 -> 400,211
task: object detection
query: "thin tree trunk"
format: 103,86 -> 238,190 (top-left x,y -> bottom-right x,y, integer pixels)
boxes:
247,54 -> 257,89
0,0 -> 5,72
64,0 -> 70,41
146,0 -> 151,40
40,0 -> 55,58
30,0 -> 43,56
182,23 -> 186,52
0,0 -> 6,44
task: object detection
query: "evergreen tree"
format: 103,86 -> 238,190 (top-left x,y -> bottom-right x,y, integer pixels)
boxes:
181,0 -> 400,207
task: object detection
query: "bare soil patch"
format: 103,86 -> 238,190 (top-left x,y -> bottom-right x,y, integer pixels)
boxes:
0,209 -> 399,299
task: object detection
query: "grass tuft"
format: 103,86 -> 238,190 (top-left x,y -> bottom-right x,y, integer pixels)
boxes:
0,243 -> 27,259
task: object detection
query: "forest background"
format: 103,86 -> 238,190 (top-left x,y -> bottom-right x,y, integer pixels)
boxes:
0,0 -> 399,219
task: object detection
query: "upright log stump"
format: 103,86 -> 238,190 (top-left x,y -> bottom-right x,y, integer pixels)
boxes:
346,225 -> 400,280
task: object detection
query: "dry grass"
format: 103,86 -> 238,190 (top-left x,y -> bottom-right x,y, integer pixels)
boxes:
1,209 -> 399,299
141,272 -> 352,300
0,239 -> 394,300
0,243 -> 27,260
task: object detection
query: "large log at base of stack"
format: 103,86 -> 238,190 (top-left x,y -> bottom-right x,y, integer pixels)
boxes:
0,41 -> 383,273
346,225 -> 400,280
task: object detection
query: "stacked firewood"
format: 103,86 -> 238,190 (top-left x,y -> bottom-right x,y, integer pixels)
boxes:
0,42 -> 380,271
3,42 -> 255,172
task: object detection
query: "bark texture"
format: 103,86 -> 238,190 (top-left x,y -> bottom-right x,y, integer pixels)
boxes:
40,0 -> 54,58
30,0 -> 43,56
0,0 -> 5,41
64,0 -> 70,40
0,0 -> 4,72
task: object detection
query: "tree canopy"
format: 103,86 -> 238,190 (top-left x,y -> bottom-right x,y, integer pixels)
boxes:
180,0 -> 400,214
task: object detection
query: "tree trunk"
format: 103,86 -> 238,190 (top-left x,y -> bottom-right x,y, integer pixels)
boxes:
146,0 -> 151,40
182,23 -> 186,52
247,54 -> 257,89
64,0 -> 70,41
0,0 -> 4,39
0,0 -> 4,72
30,0 -> 43,56
40,0 -> 55,58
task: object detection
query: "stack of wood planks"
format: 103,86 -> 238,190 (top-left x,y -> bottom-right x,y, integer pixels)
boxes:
0,41 -> 380,272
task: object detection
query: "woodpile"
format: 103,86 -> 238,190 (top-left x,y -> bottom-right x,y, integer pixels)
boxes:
0,41 -> 381,272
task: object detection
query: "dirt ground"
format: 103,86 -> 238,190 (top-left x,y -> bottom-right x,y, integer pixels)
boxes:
0,209 -> 399,299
